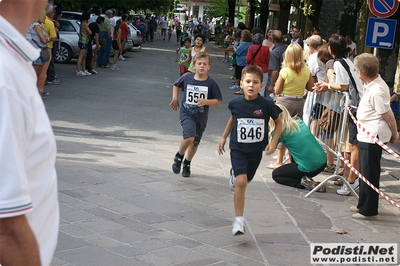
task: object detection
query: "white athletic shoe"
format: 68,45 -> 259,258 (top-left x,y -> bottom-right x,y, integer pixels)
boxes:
232,220 -> 245,235
337,178 -> 359,196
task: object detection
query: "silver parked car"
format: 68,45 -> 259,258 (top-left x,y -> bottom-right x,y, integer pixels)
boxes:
55,18 -> 80,63
128,23 -> 142,47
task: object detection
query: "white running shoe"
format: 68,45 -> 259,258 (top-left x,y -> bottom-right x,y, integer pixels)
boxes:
119,55 -> 126,61
232,220 -> 245,235
229,168 -> 236,192
337,178 -> 359,196
111,65 -> 120,71
75,70 -> 86,76
83,70 -> 92,76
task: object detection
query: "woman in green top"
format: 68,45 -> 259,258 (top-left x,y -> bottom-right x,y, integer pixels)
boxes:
269,104 -> 327,191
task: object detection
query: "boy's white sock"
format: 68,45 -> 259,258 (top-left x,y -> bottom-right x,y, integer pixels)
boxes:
235,216 -> 244,223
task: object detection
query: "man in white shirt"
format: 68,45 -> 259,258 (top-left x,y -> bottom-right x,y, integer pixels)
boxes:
0,0 -> 59,265
306,35 -> 324,82
88,8 -> 101,24
346,35 -> 356,62
160,16 -> 168,40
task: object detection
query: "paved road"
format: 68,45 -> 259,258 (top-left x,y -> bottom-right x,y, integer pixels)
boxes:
46,31 -> 400,266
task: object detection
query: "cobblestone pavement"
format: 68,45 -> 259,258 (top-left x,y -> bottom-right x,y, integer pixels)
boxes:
48,30 -> 400,266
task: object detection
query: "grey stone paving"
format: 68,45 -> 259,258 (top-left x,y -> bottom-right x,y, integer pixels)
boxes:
51,135 -> 400,266
47,31 -> 400,266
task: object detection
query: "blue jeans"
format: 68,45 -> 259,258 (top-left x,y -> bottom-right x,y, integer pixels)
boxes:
97,32 -> 111,66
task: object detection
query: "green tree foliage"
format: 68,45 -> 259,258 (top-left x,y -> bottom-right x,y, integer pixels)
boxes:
56,0 -> 174,13
207,0 -> 244,21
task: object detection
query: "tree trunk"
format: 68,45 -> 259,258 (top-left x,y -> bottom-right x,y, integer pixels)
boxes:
246,0 -> 256,29
304,0 -> 322,37
259,0 -> 269,33
355,0 -> 372,54
228,0 -> 236,26
277,0 -> 292,33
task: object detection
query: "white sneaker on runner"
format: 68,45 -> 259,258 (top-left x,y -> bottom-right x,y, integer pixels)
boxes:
118,55 -> 126,61
337,178 -> 359,196
232,220 -> 245,236
229,168 -> 236,192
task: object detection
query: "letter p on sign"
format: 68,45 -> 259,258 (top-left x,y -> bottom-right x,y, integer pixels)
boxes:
372,22 -> 389,43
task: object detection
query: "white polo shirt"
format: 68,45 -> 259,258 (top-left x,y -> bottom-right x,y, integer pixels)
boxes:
0,16 -> 59,266
357,75 -> 392,144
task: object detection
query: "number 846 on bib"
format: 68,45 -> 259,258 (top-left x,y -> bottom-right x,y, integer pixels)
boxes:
237,118 -> 265,143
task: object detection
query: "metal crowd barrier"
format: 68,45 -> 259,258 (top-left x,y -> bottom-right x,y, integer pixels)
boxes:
303,90 -> 358,198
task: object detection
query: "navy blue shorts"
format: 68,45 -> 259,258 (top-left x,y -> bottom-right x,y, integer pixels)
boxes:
230,149 -> 263,182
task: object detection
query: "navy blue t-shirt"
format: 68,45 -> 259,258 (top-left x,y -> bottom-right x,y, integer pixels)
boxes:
174,72 -> 222,129
229,96 -> 281,153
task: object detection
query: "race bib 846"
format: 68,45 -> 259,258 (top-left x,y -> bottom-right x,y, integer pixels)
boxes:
237,118 -> 265,143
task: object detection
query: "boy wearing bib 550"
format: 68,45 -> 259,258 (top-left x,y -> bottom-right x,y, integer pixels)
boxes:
170,52 -> 222,177
218,65 -> 283,235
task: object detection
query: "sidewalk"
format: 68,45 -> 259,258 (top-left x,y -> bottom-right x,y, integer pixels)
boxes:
52,136 -> 400,266
50,31 -> 399,266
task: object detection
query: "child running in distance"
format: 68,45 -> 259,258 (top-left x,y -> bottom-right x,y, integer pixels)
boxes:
218,65 -> 283,236
167,25 -> 172,41
183,33 -> 207,73
170,52 -> 222,177
174,37 -> 191,77
269,104 -> 327,192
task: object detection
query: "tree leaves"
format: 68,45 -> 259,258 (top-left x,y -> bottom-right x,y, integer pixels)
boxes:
57,0 -> 174,14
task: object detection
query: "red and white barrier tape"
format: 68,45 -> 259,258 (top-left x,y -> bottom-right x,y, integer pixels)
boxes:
346,104 -> 400,209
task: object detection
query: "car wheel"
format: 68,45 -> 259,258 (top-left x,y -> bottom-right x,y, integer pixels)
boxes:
55,43 -> 72,63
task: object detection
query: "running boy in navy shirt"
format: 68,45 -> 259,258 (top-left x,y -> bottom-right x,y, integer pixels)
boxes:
170,52 -> 222,177
218,65 -> 283,235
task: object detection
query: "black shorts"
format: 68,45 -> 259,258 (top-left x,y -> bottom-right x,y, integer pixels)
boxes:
78,42 -> 88,50
311,103 -> 325,119
112,40 -> 119,51
235,65 -> 245,80
230,149 -> 263,182
348,116 -> 358,144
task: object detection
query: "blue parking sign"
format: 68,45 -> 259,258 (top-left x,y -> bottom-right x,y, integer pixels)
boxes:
365,17 -> 397,49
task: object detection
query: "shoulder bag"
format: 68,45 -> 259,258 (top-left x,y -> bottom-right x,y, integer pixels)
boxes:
32,39 -> 50,62
336,58 -> 360,106
246,44 -> 262,66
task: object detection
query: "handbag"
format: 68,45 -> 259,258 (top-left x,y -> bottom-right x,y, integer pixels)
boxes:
246,44 -> 262,66
32,39 -> 50,62
319,107 -> 341,134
